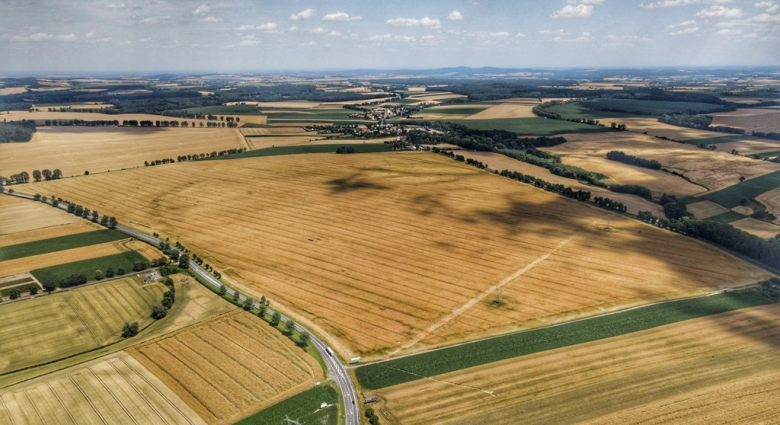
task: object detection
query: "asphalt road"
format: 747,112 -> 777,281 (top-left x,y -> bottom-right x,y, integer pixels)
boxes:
5,192 -> 361,425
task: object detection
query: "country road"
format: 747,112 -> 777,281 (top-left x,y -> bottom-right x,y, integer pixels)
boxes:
5,192 -> 361,425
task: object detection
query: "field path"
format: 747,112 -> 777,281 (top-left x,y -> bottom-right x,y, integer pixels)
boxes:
393,235 -> 577,354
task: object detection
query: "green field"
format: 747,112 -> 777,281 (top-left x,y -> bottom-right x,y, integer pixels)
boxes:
548,99 -> 730,119
699,170 -> 780,207
355,290 -> 773,390
30,251 -> 148,284
422,106 -> 490,115
184,104 -> 262,115
439,118 -> 611,136
0,277 -> 33,290
234,385 -> 339,425
0,229 -> 126,261
210,143 -> 392,160
752,150 -> 780,159
705,210 -> 746,224
681,135 -> 759,145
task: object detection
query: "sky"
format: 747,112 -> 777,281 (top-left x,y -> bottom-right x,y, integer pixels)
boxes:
0,0 -> 778,73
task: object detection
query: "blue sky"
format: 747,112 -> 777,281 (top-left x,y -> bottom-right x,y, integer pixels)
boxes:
0,0 -> 778,73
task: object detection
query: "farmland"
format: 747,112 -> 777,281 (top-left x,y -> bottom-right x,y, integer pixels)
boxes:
547,99 -> 731,118
545,132 -> 780,192
686,201 -> 730,219
29,248 -> 150,284
444,118 -> 611,136
0,221 -> 101,247
0,240 -> 134,277
710,108 -> 780,133
21,152 -> 771,359
757,187 -> 780,220
211,143 -> 392,160
0,195 -> 82,235
235,385 -> 338,425
374,302 -> 780,425
0,126 -> 244,177
731,218 -> 780,240
698,170 -> 780,208
0,352 -> 206,425
0,277 -> 166,375
465,102 -> 537,120
0,229 -> 126,261
355,290 -> 772,389
128,311 -> 322,425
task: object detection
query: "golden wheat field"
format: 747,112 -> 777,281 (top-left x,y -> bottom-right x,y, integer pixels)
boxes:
0,240 -> 130,277
465,103 -> 537,119
128,311 -> 321,425
545,132 -> 780,192
22,152 -> 771,359
1,126 -> 245,177
0,195 -> 82,235
375,304 -> 780,425
687,200 -> 730,219
731,218 -> 780,240
0,352 -> 206,425
457,150 -> 665,216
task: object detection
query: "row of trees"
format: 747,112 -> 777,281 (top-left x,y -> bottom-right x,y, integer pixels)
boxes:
659,114 -> 744,134
497,169 -> 593,201
0,120 -> 36,142
405,120 -> 567,151
65,201 -> 117,228
606,151 -> 662,170
500,149 -> 608,187
753,131 -> 780,141
144,148 -> 247,166
609,184 -> 653,200
2,168 -> 63,186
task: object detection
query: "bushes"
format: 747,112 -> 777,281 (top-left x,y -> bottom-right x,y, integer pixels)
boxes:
606,151 -> 662,170
609,184 -> 653,200
151,305 -> 168,319
0,121 -> 36,143
335,146 -> 356,154
59,273 -> 87,288
121,322 -> 139,338
365,408 -> 380,425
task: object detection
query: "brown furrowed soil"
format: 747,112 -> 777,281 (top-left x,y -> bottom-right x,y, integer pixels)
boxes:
730,218 -> 780,240
128,311 -> 320,425
21,152 -> 771,359
0,195 -> 82,235
0,352 -> 206,425
710,108 -> 780,134
465,103 -> 537,119
376,304 -> 780,425
545,132 -> 780,192
0,126 -> 244,177
687,201 -> 730,219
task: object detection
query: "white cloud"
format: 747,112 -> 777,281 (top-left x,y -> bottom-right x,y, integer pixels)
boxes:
291,8 -> 317,21
311,27 -> 326,34
568,0 -> 605,4
386,17 -> 442,28
199,16 -> 222,23
56,33 -> 77,41
236,23 -> 277,31
552,31 -> 592,42
754,1 -> 772,7
85,31 -> 95,39
322,12 -> 361,21
447,10 -> 463,20
516,32 -> 526,37
119,40 -> 132,45
328,30 -> 341,37
552,4 -> 594,18
668,19 -> 698,27
538,29 -> 569,36
696,5 -> 743,17
239,39 -> 259,46
718,28 -> 743,34
671,26 -> 700,34
751,11 -> 780,21
641,0 -> 733,8
105,3 -> 126,9
192,4 -> 210,17
29,33 -> 53,41
368,34 -> 417,42
767,4 -> 779,12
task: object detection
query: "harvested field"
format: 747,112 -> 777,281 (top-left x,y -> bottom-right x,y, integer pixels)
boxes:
375,304 -> 780,425
245,136 -> 397,150
128,311 -> 321,425
419,105 -> 491,120
0,352 -> 206,425
0,240 -> 126,277
0,87 -> 28,95
711,108 -> 780,133
0,110 -> 214,125
730,218 -> 780,239
0,126 -> 244,177
547,132 -> 780,192
465,103 -> 536,120
0,277 -> 166,374
0,222 -> 101,247
714,138 -> 780,156
0,195 -> 82,235
757,187 -> 780,221
22,152 -> 771,359
601,116 -> 721,140
0,229 -> 126,261
536,148 -> 705,196
239,127 -> 309,136
458,151 -> 665,216
687,201 -> 730,219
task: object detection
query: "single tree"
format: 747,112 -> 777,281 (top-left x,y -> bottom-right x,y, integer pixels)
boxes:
739,176 -> 746,183
178,253 -> 190,269
32,170 -> 42,182
29,285 -> 38,296
121,322 -> 139,338
117,265 -> 125,275
243,297 -> 253,311
100,215 -> 109,226
133,261 -> 147,271
285,319 -> 296,335
151,305 -> 168,319
233,291 -> 241,304
42,169 -> 52,180
9,288 -> 21,300
271,311 -> 281,326
105,266 -> 115,278
43,280 -> 56,293
219,285 -> 227,296
108,216 -> 117,229
95,269 -> 104,280
298,331 -> 311,347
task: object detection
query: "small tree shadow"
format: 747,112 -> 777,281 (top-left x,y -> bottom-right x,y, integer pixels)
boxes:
326,174 -> 389,193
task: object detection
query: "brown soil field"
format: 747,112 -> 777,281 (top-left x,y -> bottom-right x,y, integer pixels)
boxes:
537,149 -> 705,196
376,304 -> 780,425
0,221 -> 100,247
458,151 -> 665,216
601,116 -> 722,140
687,201 -> 730,219
0,195 -> 82,235
711,108 -> 780,133
128,311 -> 321,425
731,205 -> 754,215
731,218 -> 780,240
22,152 -> 771,359
465,103 -> 536,120
757,187 -> 780,222
546,132 -> 780,192
0,352 -> 206,425
0,126 -> 244,177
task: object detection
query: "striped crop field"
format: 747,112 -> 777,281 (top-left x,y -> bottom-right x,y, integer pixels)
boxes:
128,311 -> 321,425
21,152 -> 771,360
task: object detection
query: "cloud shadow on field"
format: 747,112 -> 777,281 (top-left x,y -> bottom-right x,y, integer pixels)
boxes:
325,173 -> 390,194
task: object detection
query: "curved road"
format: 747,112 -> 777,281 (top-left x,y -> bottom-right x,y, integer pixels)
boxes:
6,192 -> 360,425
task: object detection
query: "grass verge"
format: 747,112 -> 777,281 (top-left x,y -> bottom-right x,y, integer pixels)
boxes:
0,229 -> 126,261
355,290 -> 773,390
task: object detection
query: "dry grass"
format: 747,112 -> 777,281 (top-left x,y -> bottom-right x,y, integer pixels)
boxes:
0,221 -> 100,247
546,132 -> 780,192
22,152 -> 771,360
1,126 -> 244,177
0,87 -> 28,96
687,201 -> 730,219
714,138 -> 780,156
245,136 -> 398,150
0,110 -> 214,125
465,103 -> 537,120
0,352 -> 206,425
458,151 -> 666,216
730,218 -> 780,240
128,311 -> 321,425
0,195 -> 82,235
711,108 -> 780,134
376,304 -> 780,425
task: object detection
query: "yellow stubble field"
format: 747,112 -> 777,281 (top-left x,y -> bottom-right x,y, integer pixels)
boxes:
710,108 -> 780,133
0,126 -> 244,177
376,304 -> 780,425
21,152 -> 771,359
0,195 -> 82,235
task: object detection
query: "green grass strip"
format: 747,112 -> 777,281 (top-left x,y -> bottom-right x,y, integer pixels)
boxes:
234,385 -> 338,425
705,210 -> 746,224
0,230 -> 126,261
0,278 -> 33,290
30,251 -> 147,284
699,170 -> 780,208
355,290 -> 773,390
209,143 -> 392,160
